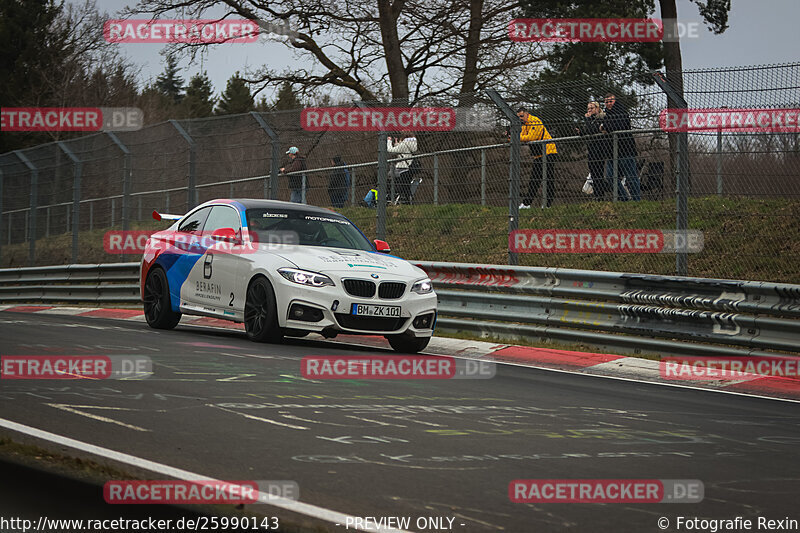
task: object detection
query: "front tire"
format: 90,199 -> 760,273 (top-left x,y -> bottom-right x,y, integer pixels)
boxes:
386,333 -> 430,354
244,277 -> 283,343
143,267 -> 181,329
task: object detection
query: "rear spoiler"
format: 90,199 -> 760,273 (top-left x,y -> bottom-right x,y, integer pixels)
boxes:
152,210 -> 183,222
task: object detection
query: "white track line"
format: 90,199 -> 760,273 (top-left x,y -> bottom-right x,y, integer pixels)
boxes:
0,418 -> 409,533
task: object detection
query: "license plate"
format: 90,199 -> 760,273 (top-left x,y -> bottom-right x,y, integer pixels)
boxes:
351,304 -> 401,317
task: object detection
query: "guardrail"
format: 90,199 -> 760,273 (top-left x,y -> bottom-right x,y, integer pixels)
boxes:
1,261 -> 799,357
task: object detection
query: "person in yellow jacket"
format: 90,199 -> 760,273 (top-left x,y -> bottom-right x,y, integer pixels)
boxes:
516,107 -> 557,208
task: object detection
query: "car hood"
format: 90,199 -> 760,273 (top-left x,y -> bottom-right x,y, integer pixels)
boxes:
261,245 -> 426,279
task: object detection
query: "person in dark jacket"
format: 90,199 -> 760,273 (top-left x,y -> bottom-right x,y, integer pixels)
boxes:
576,101 -> 612,200
280,146 -> 307,203
328,155 -> 350,208
600,93 -> 640,201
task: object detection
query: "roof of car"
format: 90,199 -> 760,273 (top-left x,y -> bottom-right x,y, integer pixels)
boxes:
209,199 -> 341,215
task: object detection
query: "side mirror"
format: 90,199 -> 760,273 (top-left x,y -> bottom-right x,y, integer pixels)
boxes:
374,239 -> 391,253
211,227 -> 240,245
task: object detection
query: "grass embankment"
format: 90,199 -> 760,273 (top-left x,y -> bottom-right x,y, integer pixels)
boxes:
2,197 -> 798,282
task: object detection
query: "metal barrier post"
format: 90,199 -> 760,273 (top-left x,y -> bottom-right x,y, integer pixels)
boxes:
485,88 -> 520,266
377,133 -> 388,240
480,149 -> 486,206
57,142 -> 82,263
541,143 -> 548,208
433,154 -> 439,205
716,127 -> 723,195
302,174 -> 307,204
106,132 -> 131,232
0,170 -> 3,262
350,167 -> 356,206
15,151 -> 37,265
169,120 -> 197,209
612,133 -> 619,202
251,112 -> 281,199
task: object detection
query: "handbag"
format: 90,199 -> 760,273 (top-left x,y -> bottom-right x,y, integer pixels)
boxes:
582,174 -> 594,195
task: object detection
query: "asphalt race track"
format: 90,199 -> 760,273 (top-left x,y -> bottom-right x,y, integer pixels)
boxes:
1,311 -> 799,532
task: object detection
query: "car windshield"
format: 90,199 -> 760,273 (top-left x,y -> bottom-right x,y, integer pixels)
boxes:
245,209 -> 374,251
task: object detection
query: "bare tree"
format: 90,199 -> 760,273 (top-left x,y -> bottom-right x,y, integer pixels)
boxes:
127,0 -> 545,104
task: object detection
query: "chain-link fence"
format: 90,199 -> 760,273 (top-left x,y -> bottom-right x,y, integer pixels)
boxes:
1,63 -> 798,282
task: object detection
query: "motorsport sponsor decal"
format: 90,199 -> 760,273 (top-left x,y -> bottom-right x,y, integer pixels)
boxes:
659,108 -> 800,133
301,356 -> 495,380
301,107 -> 456,132
660,356 -> 800,380
509,229 -> 704,253
1,107 -> 143,132
509,479 -> 703,503
1,355 -> 152,379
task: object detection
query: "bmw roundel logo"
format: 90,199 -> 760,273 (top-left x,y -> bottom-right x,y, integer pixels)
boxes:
371,273 -> 379,279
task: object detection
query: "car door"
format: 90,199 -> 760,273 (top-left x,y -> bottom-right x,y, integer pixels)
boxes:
185,204 -> 245,319
167,206 -> 212,310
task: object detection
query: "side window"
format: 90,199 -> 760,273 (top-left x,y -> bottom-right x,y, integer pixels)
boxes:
204,205 -> 242,234
178,207 -> 212,234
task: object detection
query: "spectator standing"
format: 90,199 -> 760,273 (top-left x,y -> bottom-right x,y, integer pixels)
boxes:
516,107 -> 557,208
600,93 -> 641,201
280,146 -> 307,203
576,101 -> 612,200
387,131 -> 417,204
328,155 -> 350,208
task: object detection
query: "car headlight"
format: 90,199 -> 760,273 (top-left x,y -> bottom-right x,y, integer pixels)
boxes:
411,278 -> 433,294
278,268 -> 335,287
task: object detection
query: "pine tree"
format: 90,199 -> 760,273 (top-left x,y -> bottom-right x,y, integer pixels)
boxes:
182,72 -> 215,118
272,81 -> 303,110
155,54 -> 185,103
215,72 -> 255,115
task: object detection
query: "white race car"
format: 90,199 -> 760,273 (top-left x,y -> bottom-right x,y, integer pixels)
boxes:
140,199 -> 437,353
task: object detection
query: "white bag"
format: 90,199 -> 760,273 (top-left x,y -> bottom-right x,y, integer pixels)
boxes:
582,174 -> 594,195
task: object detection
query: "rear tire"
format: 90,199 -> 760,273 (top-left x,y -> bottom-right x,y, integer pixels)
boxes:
386,333 -> 430,354
143,267 -> 181,329
244,277 -> 283,343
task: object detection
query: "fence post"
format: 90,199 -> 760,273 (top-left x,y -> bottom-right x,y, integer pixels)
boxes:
541,143 -> 548,208
169,120 -> 197,209
653,70 -> 690,276
15,151 -> 37,266
612,133 -> 619,202
111,199 -> 115,227
350,167 -> 356,206
376,133 -> 388,240
57,141 -> 82,264
301,174 -> 307,204
250,112 -> 281,199
433,154 -> 439,205
0,170 -> 3,263
480,149 -> 486,206
486,89 -> 520,266
716,127 -> 723,195
106,132 -> 131,232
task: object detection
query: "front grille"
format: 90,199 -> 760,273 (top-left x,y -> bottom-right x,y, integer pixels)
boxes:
343,279 -> 376,298
378,282 -> 406,299
335,314 -> 407,332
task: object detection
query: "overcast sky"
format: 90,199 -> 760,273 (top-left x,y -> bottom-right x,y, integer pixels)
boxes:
85,0 -> 800,101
